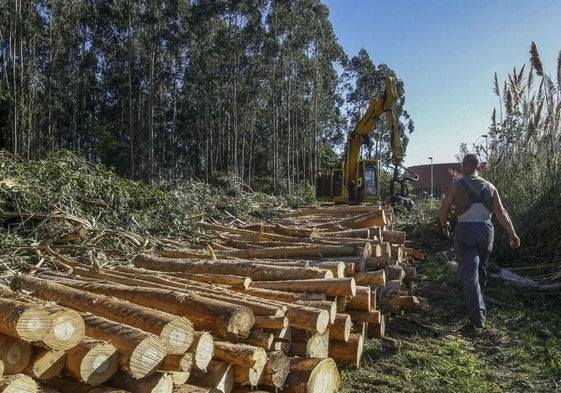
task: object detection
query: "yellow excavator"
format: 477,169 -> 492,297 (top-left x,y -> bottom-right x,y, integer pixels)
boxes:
315,76 -> 417,205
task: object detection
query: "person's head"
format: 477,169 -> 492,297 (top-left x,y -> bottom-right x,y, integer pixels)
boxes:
462,153 -> 481,175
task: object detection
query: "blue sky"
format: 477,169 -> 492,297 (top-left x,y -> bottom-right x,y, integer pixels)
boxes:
323,0 -> 561,166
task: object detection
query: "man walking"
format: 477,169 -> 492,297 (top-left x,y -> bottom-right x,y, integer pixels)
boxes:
439,153 -> 520,328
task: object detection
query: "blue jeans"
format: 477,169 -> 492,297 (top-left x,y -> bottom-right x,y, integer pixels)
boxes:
454,221 -> 494,326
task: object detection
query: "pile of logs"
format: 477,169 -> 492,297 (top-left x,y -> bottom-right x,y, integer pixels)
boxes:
0,205 -> 425,392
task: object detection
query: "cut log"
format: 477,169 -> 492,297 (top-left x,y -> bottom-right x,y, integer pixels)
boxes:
295,300 -> 336,324
41,307 -> 85,351
44,376 -> 128,392
403,247 -> 425,260
14,275 -> 194,355
64,338 -> 119,385
213,341 -> 267,371
250,278 -> 356,297
187,360 -> 233,393
115,267 -> 251,289
386,265 -> 406,282
55,268 -> 284,319
368,314 -> 386,339
328,333 -> 364,368
0,374 -> 38,392
268,325 -> 291,353
107,370 -> 173,393
346,309 -> 381,324
280,357 -> 341,393
399,296 -> 429,312
24,348 -> 65,380
260,350 -> 290,389
313,209 -> 386,230
353,270 -> 386,286
378,280 -> 402,314
254,261 -> 346,278
80,313 -> 166,379
0,287 -> 85,351
241,331 -> 274,351
210,245 -> 359,260
284,304 -> 330,334
133,253 -> 332,281
232,363 -> 264,387
29,276 -> 253,340
161,351 -> 193,372
0,334 -> 32,374
172,384 -> 220,393
381,230 -> 406,245
231,286 -> 326,303
281,205 -> 381,217
169,370 -> 190,385
253,315 -> 288,330
364,255 -> 390,270
0,298 -> 52,342
188,332 -> 214,372
329,313 -> 352,342
289,329 -> 329,359
345,286 -> 371,311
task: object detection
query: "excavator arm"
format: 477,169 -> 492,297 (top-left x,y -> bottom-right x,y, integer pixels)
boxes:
344,76 -> 404,195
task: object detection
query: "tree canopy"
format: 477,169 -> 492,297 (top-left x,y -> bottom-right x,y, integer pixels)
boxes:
0,0 -> 412,194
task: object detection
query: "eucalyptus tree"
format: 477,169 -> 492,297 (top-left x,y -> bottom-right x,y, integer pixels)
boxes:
0,0 -> 45,157
263,0 -> 346,193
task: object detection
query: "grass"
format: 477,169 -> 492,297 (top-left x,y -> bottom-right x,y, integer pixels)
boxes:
340,246 -> 561,393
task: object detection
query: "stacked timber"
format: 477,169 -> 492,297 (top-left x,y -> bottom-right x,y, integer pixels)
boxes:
0,204 -> 425,392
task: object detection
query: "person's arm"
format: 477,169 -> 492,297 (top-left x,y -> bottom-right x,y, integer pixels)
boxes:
439,182 -> 456,236
491,186 -> 521,248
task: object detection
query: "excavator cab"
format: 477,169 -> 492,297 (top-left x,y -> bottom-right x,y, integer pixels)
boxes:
316,159 -> 380,204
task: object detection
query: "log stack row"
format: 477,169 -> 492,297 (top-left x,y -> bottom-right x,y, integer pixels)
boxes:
0,204 -> 425,392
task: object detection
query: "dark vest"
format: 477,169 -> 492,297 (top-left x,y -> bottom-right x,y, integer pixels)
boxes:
454,175 -> 494,216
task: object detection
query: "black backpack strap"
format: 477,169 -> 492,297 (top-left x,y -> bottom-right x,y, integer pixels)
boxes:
458,178 -> 492,211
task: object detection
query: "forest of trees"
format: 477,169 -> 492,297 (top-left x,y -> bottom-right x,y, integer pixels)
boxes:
0,0 -> 413,193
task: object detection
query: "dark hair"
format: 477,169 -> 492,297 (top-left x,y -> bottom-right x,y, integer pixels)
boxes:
463,153 -> 480,168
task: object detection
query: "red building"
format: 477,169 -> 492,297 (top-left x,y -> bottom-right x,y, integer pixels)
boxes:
407,162 -> 462,198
